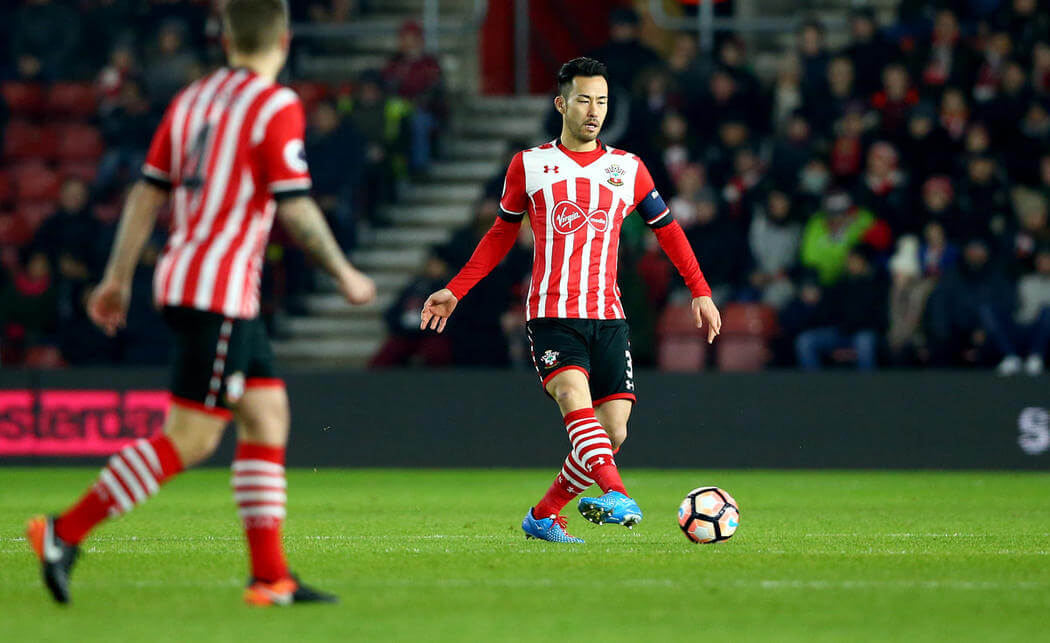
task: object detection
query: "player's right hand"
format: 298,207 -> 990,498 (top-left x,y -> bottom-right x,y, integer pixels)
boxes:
87,278 -> 131,337
420,288 -> 458,333
339,267 -> 377,305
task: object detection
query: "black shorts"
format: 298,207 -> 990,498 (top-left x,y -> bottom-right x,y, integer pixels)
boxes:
526,317 -> 636,406
162,306 -> 282,420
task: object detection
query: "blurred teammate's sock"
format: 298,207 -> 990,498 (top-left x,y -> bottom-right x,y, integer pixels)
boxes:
54,435 -> 183,544
533,450 -> 595,518
233,442 -> 289,582
564,408 -> 627,495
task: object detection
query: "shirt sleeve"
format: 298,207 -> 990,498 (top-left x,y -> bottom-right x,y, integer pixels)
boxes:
256,96 -> 312,200
631,159 -> 672,228
498,152 -> 527,222
142,103 -> 176,190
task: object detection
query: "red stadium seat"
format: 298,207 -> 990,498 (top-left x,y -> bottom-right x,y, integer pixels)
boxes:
0,171 -> 11,204
721,303 -> 778,339
657,303 -> 707,372
55,124 -> 104,161
46,82 -> 98,118
1,82 -> 45,116
59,160 -> 99,183
0,212 -> 32,246
24,345 -> 67,369
3,121 -> 58,161
11,164 -> 60,202
17,201 -> 54,234
716,336 -> 770,372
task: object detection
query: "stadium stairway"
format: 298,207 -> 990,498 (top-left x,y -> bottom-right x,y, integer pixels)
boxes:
273,1 -> 549,366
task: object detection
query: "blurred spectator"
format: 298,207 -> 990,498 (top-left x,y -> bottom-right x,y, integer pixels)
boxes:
143,19 -> 200,104
798,18 -> 831,99
915,9 -> 976,92
920,221 -> 960,278
382,20 -> 444,172
872,63 -> 920,139
97,44 -> 140,110
925,237 -> 1016,367
845,8 -> 894,97
887,236 -> 934,364
657,111 -> 694,186
722,145 -> 765,225
1010,99 -> 1050,183
588,7 -> 663,96
982,59 -> 1031,145
345,70 -> 407,218
434,197 -> 530,367
370,255 -> 453,368
717,36 -> 765,123
704,119 -> 750,187
972,31 -> 1013,105
998,0 -> 1050,62
900,101 -> 956,179
10,0 -> 81,80
800,189 -> 876,286
684,193 -> 752,302
1002,188 -> 1050,275
806,56 -> 859,136
769,110 -> 813,188
749,187 -> 801,309
666,33 -> 708,108
939,86 -> 971,144
829,104 -> 872,181
32,179 -> 106,286
668,164 -> 711,229
795,245 -> 886,370
306,100 -> 364,250
97,79 -> 155,197
957,153 -> 1012,239
919,175 -> 968,242
1031,41 -> 1050,94
0,249 -> 58,359
625,68 -> 676,162
856,141 -> 911,236
771,55 -> 804,130
1007,246 -> 1050,374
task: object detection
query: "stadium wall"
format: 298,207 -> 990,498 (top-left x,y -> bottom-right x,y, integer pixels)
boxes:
1,369 -> 1048,469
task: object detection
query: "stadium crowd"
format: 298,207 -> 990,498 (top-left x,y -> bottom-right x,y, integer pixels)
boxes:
2,1 -> 1050,374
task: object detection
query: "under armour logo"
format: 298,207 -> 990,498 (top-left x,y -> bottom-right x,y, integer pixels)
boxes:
544,165 -> 559,174
595,457 -> 605,466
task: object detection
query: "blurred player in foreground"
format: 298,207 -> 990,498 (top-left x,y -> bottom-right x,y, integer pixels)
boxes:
26,0 -> 375,605
421,57 -> 720,543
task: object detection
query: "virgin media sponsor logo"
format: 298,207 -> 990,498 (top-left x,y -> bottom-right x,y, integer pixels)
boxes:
551,201 -> 610,235
0,390 -> 168,456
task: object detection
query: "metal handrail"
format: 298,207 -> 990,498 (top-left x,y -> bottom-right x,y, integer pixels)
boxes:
292,0 -> 489,53
648,0 -> 847,51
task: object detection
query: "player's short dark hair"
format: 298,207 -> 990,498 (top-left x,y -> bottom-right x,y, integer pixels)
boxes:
557,57 -> 609,97
222,0 -> 289,55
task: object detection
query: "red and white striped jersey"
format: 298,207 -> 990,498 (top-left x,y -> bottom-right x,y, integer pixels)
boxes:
500,140 -> 669,321
142,67 -> 312,319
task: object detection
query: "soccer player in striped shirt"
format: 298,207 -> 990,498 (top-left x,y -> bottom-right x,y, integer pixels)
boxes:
26,0 -> 375,605
420,57 -> 722,543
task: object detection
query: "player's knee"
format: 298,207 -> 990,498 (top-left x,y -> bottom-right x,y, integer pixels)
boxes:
171,427 -> 224,467
237,400 -> 289,444
607,424 -> 628,450
552,383 -> 587,409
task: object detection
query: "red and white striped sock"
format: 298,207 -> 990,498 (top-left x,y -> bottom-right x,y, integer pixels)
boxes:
232,443 -> 289,583
564,408 -> 627,495
54,434 -> 183,544
533,450 -> 594,518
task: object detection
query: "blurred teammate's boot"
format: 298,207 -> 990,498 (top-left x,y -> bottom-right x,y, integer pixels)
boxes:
244,573 -> 338,606
26,515 -> 79,605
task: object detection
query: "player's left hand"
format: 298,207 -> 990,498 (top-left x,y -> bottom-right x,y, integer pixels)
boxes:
87,278 -> 131,337
692,296 -> 721,344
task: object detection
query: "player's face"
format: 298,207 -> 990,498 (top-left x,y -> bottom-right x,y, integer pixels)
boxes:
559,76 -> 608,142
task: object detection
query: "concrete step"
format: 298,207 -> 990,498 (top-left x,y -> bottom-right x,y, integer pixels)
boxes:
398,182 -> 481,205
304,292 -> 393,317
383,203 -> 472,226
286,315 -> 385,338
272,336 -> 383,365
425,159 -> 500,182
352,247 -> 429,271
372,226 -> 452,248
440,138 -> 509,161
454,116 -> 542,141
298,52 -> 461,79
311,269 -> 413,296
466,95 -> 552,117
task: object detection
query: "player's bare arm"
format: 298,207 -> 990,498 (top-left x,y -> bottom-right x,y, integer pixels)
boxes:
87,180 -> 169,336
276,195 -> 376,305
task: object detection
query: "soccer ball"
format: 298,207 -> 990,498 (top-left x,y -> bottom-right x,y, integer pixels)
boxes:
678,486 -> 740,544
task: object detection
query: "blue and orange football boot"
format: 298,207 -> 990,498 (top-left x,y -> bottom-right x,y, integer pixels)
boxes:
577,491 -> 643,528
522,510 -> 585,543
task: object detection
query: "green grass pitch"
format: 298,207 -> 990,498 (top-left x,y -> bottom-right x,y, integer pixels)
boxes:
1,468 -> 1048,642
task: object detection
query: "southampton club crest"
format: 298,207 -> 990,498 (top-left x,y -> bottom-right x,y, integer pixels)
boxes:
605,163 -> 625,187
541,350 -> 560,368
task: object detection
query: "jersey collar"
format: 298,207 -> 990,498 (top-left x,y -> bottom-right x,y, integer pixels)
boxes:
555,139 -> 607,168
